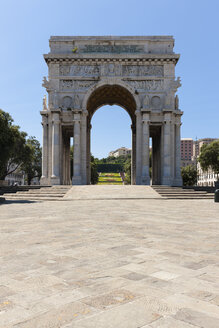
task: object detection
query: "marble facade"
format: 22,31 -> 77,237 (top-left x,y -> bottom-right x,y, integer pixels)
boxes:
40,36 -> 183,186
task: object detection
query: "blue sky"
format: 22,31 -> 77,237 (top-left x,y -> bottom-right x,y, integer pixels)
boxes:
0,0 -> 218,158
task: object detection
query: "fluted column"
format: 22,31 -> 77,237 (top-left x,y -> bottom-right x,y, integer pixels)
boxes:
72,113 -> 82,185
141,114 -> 150,185
135,110 -> 142,185
131,124 -> 136,185
174,122 -> 183,186
162,114 -> 172,185
51,112 -> 60,184
41,116 -> 48,183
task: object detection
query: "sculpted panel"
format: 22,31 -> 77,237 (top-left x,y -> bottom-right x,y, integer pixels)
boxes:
62,96 -> 72,109
60,65 -> 100,77
151,96 -> 162,109
123,65 -> 163,76
60,80 -> 96,91
128,80 -> 164,91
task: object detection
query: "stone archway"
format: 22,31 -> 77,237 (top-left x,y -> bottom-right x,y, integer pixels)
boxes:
40,36 -> 183,186
85,84 -> 137,184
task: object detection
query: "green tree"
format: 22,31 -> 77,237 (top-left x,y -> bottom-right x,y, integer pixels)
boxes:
198,141 -> 219,180
21,137 -> 42,185
90,155 -> 99,184
181,165 -> 197,186
0,109 -> 31,180
124,157 -> 131,184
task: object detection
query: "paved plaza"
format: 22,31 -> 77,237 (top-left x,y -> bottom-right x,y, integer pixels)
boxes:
0,186 -> 219,327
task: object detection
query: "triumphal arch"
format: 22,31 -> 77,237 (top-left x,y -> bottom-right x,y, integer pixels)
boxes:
40,36 -> 183,186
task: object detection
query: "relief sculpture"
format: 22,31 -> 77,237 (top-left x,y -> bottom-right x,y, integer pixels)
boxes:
128,80 -> 164,90
103,63 -> 121,76
60,80 -> 95,91
123,65 -> 163,76
60,65 -> 100,77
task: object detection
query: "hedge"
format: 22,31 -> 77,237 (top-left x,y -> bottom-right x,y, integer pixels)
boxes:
97,163 -> 124,173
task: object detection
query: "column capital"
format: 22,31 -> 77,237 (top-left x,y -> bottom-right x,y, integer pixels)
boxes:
52,120 -> 60,124
135,109 -> 141,117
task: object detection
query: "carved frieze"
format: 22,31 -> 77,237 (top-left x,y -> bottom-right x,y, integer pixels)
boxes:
60,80 -> 96,91
103,63 -> 122,76
123,65 -> 163,76
128,80 -> 164,91
59,64 -> 163,78
60,65 -> 100,77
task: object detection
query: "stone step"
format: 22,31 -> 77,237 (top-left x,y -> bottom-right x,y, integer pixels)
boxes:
7,193 -> 64,198
5,197 -> 63,201
156,190 -> 207,195
152,186 -> 214,200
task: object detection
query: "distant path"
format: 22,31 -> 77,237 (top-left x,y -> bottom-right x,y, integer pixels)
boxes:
64,185 -> 161,200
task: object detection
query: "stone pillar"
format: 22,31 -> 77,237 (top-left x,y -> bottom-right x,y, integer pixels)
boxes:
131,125 -> 136,185
87,123 -> 91,184
174,123 -> 183,186
135,110 -> 142,185
72,113 -> 82,185
141,113 -> 150,185
51,112 -> 60,185
40,115 -> 48,185
81,111 -> 88,185
162,113 -> 172,185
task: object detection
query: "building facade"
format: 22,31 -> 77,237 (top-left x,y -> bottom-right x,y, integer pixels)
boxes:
109,147 -> 131,158
40,36 -> 183,186
181,138 -> 193,167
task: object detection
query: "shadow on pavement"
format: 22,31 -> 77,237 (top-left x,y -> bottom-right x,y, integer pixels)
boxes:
0,199 -> 37,205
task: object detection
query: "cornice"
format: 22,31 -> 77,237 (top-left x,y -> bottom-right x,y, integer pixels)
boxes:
44,53 -> 180,65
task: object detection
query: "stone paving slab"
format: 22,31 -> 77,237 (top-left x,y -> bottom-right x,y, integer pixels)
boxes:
64,185 -> 161,199
0,186 -> 218,327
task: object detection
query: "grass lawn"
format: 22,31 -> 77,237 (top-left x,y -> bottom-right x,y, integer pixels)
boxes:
97,172 -> 123,185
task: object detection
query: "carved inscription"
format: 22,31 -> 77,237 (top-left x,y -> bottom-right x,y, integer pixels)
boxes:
81,45 -> 144,53
128,80 -> 164,90
60,80 -> 95,91
123,65 -> 163,76
60,65 -> 100,77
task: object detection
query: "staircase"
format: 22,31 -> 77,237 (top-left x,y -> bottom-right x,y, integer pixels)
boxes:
152,185 -> 214,199
3,186 -> 72,201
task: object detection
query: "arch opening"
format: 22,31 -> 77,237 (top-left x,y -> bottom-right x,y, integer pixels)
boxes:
86,84 -> 137,185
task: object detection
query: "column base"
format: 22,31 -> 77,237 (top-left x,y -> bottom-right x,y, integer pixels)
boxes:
72,176 -> 82,185
141,176 -> 150,185
51,176 -> 60,185
40,176 -> 50,185
161,177 -> 173,186
172,177 -> 183,187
